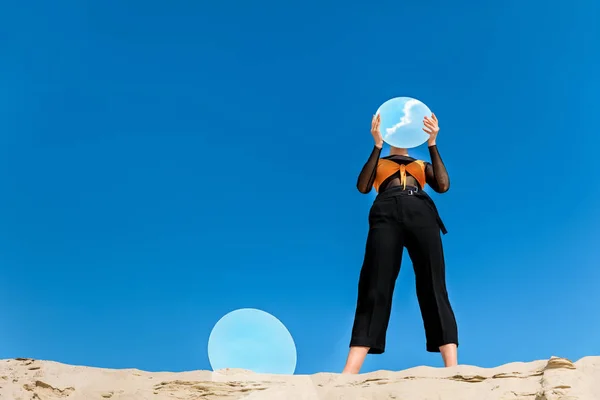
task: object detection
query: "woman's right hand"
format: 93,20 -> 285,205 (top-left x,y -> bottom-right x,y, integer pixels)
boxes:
371,114 -> 383,148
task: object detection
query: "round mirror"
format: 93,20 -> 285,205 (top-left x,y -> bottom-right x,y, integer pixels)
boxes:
375,97 -> 432,148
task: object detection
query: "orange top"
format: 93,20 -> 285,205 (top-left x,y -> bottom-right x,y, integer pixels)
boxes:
373,159 -> 427,193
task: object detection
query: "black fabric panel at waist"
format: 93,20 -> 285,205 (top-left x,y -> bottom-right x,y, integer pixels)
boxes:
375,186 -> 448,235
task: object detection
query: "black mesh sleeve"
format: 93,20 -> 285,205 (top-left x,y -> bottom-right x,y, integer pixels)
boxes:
425,145 -> 450,193
356,145 -> 382,194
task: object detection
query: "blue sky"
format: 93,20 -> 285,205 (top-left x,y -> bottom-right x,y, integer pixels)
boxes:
1,0 -> 599,375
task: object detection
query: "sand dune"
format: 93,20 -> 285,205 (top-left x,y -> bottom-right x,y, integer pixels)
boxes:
0,356 -> 598,399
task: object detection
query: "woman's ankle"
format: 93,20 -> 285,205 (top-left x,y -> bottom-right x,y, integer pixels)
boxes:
439,343 -> 458,367
343,346 -> 370,373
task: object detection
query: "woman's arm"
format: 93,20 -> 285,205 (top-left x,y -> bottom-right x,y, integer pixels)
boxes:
422,113 -> 449,193
357,115 -> 384,194
425,144 -> 450,193
356,145 -> 382,194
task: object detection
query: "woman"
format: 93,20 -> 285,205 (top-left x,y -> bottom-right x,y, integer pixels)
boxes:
342,113 -> 458,374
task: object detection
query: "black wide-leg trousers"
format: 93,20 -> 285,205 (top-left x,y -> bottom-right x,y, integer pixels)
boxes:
350,187 -> 458,354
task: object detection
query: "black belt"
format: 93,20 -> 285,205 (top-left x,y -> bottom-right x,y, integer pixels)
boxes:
396,185 -> 420,195
381,185 -> 421,196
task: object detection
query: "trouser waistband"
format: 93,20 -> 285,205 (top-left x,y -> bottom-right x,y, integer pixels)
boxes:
375,185 -> 421,200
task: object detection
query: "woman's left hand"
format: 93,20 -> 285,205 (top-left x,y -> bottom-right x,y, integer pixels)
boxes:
423,113 -> 439,146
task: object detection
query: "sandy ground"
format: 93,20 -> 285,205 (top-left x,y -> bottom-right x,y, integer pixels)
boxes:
0,356 -> 598,399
